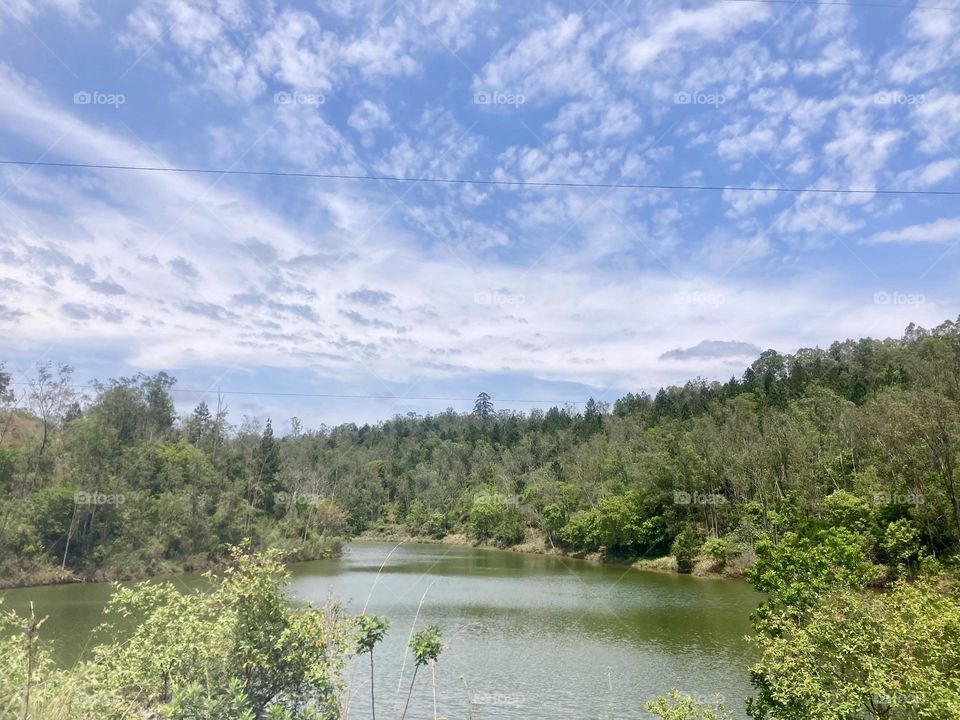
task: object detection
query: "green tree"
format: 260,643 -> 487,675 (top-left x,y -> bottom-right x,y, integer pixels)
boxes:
401,625 -> 443,720
473,392 -> 493,420
92,547 -> 353,719
748,577 -> 960,720
354,614 -> 389,720
256,419 -> 281,511
672,526 -> 701,574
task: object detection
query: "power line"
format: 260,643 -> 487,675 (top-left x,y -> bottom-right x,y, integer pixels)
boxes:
8,381 -> 589,405
2,158 -> 959,197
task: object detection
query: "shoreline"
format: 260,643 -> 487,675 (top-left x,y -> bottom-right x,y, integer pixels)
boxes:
353,527 -> 748,581
1,530 -> 745,592
0,543 -> 342,592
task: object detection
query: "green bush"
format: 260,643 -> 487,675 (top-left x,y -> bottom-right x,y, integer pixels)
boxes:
469,493 -> 525,546
671,526 -> 701,573
701,537 -> 739,570
426,512 -> 447,538
0,548 -> 357,719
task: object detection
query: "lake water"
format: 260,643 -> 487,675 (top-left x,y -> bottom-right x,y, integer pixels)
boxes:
1,542 -> 761,719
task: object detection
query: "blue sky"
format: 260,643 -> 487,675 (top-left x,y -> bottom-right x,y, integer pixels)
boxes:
1,0 -> 959,428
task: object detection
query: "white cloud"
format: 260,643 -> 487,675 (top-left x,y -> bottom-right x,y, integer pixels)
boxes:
2,1 -> 960,422
897,158 -> 960,188
474,12 -> 610,102
865,218 -> 960,245
795,40 -> 861,78
348,99 -> 391,147
620,2 -> 769,73
122,0 -> 486,103
0,0 -> 96,27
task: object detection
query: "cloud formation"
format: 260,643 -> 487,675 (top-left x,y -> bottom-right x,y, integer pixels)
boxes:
0,1 -> 958,422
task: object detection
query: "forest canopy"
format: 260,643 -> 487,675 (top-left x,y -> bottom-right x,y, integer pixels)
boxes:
2,318 -> 960,586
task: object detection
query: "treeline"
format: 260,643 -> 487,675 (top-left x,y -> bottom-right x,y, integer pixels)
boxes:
0,369 -> 347,586
2,318 -> 960,585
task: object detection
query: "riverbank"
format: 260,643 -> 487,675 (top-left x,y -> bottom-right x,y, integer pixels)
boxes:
0,539 -> 344,590
1,527 -> 750,591
356,525 -> 751,579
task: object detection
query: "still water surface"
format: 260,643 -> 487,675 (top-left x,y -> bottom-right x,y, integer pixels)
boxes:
2,543 -> 760,719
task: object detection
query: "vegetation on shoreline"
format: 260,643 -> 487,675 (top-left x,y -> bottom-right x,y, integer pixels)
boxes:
0,368 -> 346,588
4,319 -> 960,715
0,547 -> 373,719
7,319 -> 960,589
2,542 -> 957,719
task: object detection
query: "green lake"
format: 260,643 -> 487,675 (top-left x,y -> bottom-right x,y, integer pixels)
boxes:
1,542 -> 761,718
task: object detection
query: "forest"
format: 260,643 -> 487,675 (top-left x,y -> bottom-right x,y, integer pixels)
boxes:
2,318 -> 960,718
3,318 -> 960,585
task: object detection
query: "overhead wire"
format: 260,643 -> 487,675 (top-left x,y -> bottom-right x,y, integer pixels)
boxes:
2,159 -> 959,197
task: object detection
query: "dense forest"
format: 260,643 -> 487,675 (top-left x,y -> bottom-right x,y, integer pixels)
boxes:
3,319 -> 960,718
3,318 -> 960,586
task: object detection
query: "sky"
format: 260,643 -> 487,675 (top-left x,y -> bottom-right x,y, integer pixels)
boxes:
1,0 -> 959,428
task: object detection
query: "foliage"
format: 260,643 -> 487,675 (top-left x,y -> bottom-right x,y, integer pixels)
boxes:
4,318 -> 960,586
748,527 -> 870,636
0,549 -> 356,720
0,373 -> 346,583
468,493 -> 525,546
672,526 -> 701,573
400,626 -> 444,720
748,577 -> 960,720
645,690 -> 732,720
409,625 -> 443,667
700,537 -> 739,570
354,614 -> 390,654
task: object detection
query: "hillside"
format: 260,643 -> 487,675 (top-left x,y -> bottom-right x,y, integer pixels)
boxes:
2,317 -> 959,586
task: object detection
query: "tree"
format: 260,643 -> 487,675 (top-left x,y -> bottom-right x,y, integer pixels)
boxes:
354,614 -> 389,720
671,526 -> 701,573
92,547 -> 354,719
747,527 -> 869,637
748,577 -> 960,719
0,549 -> 356,719
580,397 -> 607,435
27,362 -> 76,480
187,401 -> 212,447
401,625 -> 443,720
143,372 -> 177,437
468,493 -> 525,546
256,419 -> 281,511
473,392 -> 493,420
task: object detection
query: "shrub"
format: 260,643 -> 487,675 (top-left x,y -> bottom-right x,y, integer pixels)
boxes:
0,547 -> 358,719
701,537 -> 739,571
469,493 -> 525,546
672,526 -> 701,573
